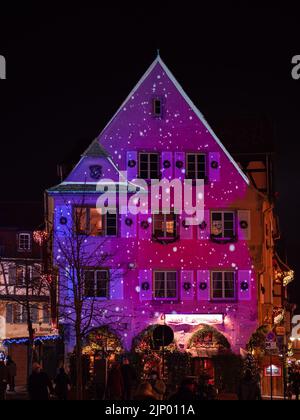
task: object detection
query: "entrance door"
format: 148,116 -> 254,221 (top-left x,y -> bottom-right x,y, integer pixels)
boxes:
192,358 -> 215,384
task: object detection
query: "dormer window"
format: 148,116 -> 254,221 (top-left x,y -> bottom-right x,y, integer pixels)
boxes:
153,98 -> 162,117
18,233 -> 31,251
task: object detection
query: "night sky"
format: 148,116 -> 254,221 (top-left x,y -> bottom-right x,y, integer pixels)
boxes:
0,3 -> 299,303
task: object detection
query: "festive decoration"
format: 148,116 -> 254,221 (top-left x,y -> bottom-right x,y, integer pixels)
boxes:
141,220 -> 149,230
239,220 -> 248,230
128,160 -> 136,168
89,165 -> 102,180
163,160 -> 171,169
188,325 -> 230,351
199,221 -> 207,230
60,217 -> 68,225
142,282 -> 150,291
3,335 -> 60,346
241,281 -> 249,291
199,282 -> 208,291
211,161 -> 219,169
125,218 -> 133,227
33,230 -> 49,246
183,282 -> 191,291
175,160 -> 183,169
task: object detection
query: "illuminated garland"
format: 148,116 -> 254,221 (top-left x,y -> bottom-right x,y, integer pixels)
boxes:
3,335 -> 60,346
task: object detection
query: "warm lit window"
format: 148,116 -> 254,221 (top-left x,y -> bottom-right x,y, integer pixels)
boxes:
18,233 -> 31,251
153,213 -> 177,239
153,98 -> 162,117
74,207 -> 117,237
139,153 -> 159,179
212,271 -> 236,300
211,211 -> 235,239
154,271 -> 177,300
186,154 -> 206,179
84,269 -> 109,299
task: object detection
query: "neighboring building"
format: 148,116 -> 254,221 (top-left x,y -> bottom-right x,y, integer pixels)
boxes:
46,56 -> 293,392
0,202 -> 59,385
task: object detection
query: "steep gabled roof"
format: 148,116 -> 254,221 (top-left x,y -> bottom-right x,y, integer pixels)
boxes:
96,54 -> 249,185
82,138 -> 110,158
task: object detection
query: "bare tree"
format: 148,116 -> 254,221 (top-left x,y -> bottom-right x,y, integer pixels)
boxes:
49,199 -> 129,400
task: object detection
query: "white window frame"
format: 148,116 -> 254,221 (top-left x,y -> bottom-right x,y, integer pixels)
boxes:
211,271 -> 236,301
18,233 -> 31,251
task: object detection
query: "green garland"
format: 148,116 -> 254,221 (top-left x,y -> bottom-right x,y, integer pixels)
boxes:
188,325 -> 231,350
246,325 -> 270,352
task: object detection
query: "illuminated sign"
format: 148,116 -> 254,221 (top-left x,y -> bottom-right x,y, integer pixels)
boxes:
264,365 -> 282,377
291,315 -> 300,341
165,314 -> 223,326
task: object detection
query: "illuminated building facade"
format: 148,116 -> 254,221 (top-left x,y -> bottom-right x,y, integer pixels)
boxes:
47,56 -> 292,381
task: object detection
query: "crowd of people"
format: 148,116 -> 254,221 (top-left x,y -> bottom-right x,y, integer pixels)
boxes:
1,353 -> 300,400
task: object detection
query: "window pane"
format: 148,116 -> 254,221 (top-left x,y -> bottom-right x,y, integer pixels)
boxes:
43,305 -> 50,324
31,305 -> 39,323
212,272 -> 223,299
90,208 -> 103,236
166,272 -> 177,298
96,271 -> 108,298
84,271 -> 95,297
154,272 -> 166,298
106,213 -> 117,236
75,208 -> 87,234
224,272 -> 235,298
154,214 -> 164,237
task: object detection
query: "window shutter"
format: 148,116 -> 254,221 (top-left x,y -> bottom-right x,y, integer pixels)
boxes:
8,265 -> 16,285
110,269 -> 124,300
180,214 -> 194,240
138,214 -> 152,241
127,151 -> 138,180
161,152 -> 173,180
197,210 -> 211,240
181,271 -> 194,301
6,304 -> 13,324
174,152 -> 185,181
121,214 -> 137,238
139,269 -> 153,301
238,270 -> 252,301
237,210 -> 251,240
208,152 -> 221,182
55,205 -> 71,236
197,270 -> 210,301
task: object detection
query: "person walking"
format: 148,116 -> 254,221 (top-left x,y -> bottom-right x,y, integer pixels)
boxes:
5,356 -> 17,392
54,367 -> 71,400
238,369 -> 261,401
149,370 -> 166,400
28,363 -> 54,401
0,357 -> 9,400
106,362 -> 124,400
121,358 -> 137,400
